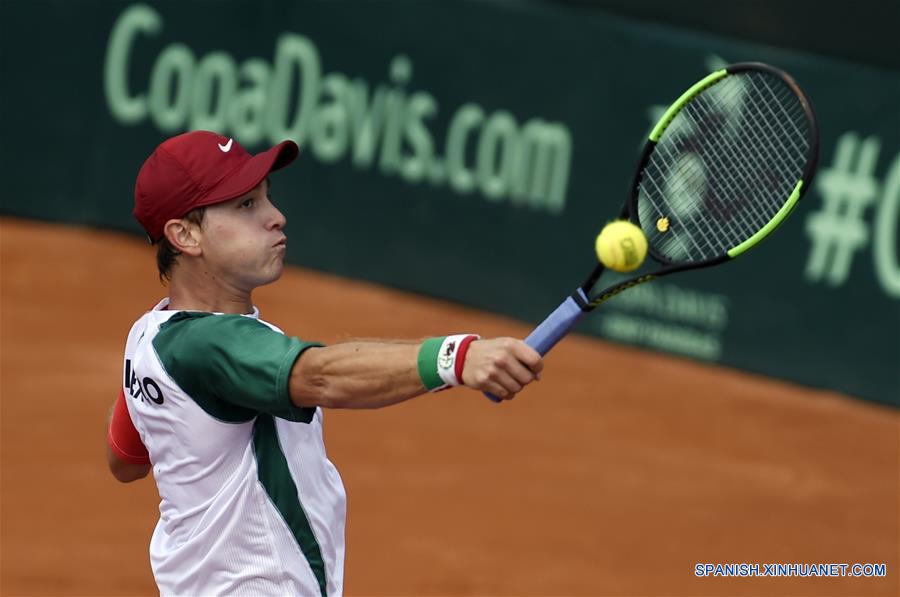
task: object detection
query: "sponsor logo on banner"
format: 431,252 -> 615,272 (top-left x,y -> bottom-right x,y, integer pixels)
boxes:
104,3 -> 573,213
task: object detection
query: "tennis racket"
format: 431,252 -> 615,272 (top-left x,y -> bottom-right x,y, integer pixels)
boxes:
486,62 -> 819,402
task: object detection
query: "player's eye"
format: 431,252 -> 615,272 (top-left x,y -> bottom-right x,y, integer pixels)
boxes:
240,198 -> 255,209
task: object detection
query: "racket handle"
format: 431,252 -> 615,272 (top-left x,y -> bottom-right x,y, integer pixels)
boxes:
484,289 -> 588,402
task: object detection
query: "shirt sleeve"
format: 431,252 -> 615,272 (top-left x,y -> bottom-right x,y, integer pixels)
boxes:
108,388 -> 151,465
153,313 -> 322,421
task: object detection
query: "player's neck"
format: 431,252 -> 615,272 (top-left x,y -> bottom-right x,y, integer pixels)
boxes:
166,268 -> 254,315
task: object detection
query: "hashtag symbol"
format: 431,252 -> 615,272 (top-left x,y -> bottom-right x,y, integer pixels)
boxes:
805,133 -> 882,286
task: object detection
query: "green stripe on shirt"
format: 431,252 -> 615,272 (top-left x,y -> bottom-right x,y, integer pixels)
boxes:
253,414 -> 327,596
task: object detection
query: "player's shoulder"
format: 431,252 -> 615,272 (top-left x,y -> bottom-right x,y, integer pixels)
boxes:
159,311 -> 273,340
152,312 -> 280,370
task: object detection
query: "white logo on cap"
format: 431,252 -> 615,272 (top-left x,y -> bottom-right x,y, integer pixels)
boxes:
218,138 -> 233,153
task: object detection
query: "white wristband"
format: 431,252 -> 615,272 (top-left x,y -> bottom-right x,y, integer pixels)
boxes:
436,334 -> 479,388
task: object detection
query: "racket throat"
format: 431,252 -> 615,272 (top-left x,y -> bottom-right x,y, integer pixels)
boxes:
571,287 -> 591,311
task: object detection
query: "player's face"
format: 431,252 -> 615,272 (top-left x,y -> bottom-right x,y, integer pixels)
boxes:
199,178 -> 288,291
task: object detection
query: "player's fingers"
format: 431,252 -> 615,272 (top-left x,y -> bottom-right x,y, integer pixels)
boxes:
504,357 -> 538,387
491,368 -> 523,395
462,338 -> 538,394
486,379 -> 518,401
511,341 -> 544,374
471,368 -> 521,400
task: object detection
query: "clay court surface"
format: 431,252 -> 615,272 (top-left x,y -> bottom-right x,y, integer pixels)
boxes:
1,217 -> 897,596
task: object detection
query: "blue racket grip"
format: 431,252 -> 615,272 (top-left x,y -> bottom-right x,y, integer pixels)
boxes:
484,289 -> 588,402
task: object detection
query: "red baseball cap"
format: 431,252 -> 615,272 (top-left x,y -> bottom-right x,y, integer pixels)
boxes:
134,131 -> 298,243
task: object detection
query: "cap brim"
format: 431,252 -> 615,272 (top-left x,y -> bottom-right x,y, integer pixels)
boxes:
199,140 -> 299,207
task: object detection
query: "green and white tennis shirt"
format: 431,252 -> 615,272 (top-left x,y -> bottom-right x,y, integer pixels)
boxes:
123,298 -> 346,596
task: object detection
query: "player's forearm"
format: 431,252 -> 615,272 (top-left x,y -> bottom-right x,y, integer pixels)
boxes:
289,342 -> 427,409
290,336 -> 544,408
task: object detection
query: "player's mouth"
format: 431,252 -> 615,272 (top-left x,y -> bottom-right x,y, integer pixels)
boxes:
274,236 -> 287,251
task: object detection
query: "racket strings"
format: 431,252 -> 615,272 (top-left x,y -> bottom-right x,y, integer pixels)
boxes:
639,71 -> 811,263
648,76 -> 808,259
656,88 -> 794,254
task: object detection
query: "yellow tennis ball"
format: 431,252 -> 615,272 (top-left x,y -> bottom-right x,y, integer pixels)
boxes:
595,220 -> 648,272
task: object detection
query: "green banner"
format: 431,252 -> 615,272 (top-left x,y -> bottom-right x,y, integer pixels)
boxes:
1,1 -> 897,406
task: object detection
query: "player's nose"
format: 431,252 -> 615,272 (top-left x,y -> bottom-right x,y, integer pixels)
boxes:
268,203 -> 287,230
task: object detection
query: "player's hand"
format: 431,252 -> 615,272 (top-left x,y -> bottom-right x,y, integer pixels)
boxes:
460,338 -> 543,400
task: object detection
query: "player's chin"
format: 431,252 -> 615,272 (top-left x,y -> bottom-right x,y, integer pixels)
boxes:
252,260 -> 284,287
263,263 -> 285,286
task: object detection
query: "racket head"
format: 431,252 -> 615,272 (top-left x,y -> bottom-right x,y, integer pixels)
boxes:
625,62 -> 819,268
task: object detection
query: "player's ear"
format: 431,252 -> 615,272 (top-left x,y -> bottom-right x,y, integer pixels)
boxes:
162,219 -> 202,256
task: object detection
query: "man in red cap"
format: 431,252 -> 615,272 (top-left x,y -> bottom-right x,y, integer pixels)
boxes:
106,131 -> 543,596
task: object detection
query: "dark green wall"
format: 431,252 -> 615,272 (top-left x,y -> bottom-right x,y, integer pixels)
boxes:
1,1 -> 897,405
556,0 -> 900,70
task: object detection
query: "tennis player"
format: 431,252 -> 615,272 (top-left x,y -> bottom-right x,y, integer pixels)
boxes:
106,131 -> 543,596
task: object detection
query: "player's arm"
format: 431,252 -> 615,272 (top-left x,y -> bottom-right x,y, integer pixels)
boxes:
107,390 -> 151,483
107,444 -> 151,483
289,337 -> 543,409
